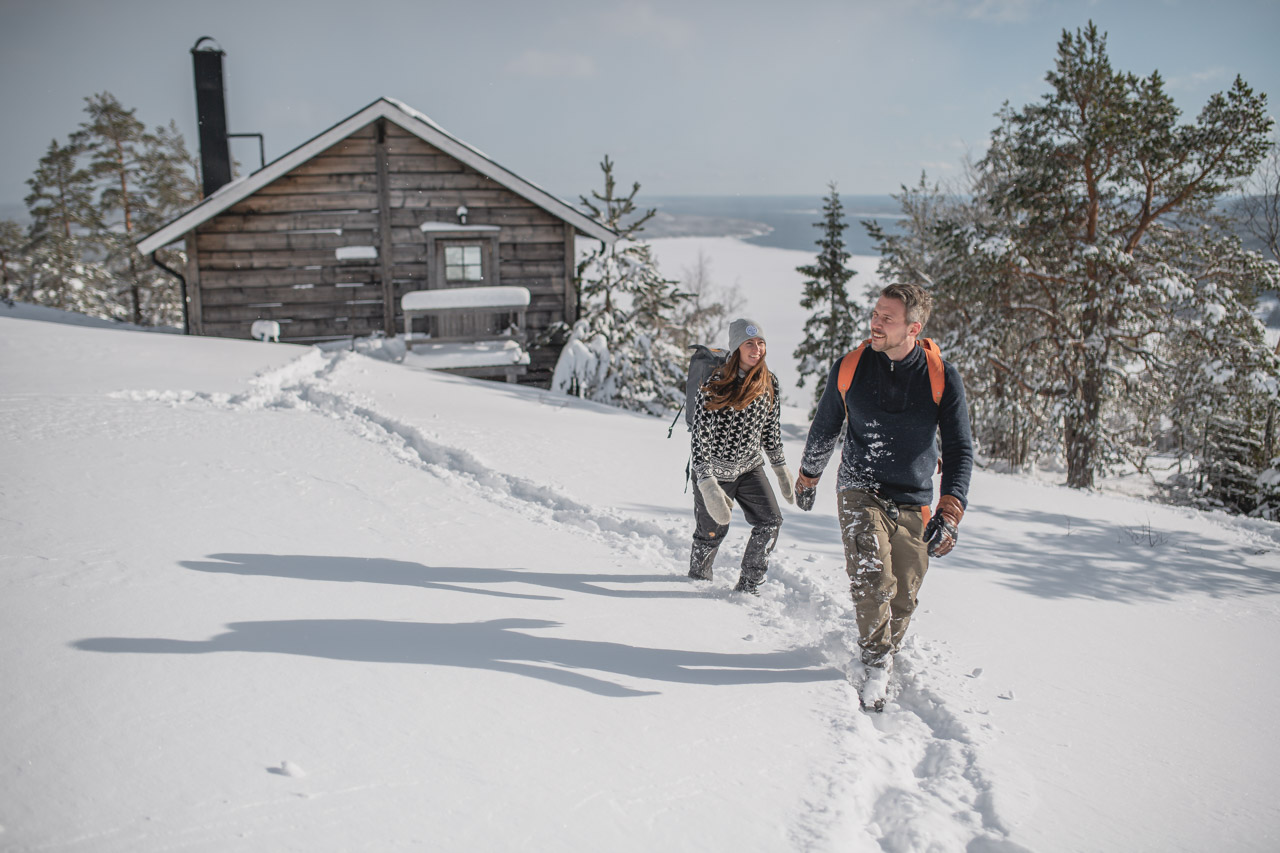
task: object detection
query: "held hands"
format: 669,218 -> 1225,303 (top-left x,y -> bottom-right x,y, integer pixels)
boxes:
923,494 -> 965,557
795,471 -> 818,512
697,477 -> 733,525
772,464 -> 795,504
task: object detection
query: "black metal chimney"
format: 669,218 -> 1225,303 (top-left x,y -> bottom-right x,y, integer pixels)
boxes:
191,37 -> 232,198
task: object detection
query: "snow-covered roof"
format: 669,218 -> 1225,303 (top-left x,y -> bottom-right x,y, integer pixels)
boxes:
401,286 -> 530,312
418,223 -> 501,233
402,340 -> 530,369
137,97 -> 616,255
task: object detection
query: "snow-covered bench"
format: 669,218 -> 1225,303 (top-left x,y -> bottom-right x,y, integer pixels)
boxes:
400,286 -> 532,383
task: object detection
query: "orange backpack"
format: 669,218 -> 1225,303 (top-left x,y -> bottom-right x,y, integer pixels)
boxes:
836,338 -> 945,413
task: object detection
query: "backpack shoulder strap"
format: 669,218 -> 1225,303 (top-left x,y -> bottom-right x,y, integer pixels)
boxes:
836,340 -> 869,419
835,338 -> 945,415
837,341 -> 869,396
919,338 -> 945,406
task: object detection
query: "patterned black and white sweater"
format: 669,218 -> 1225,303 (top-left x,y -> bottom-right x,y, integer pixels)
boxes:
691,371 -> 786,483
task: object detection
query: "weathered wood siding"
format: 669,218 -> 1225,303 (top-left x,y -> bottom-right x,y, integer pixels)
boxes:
193,119 -> 577,384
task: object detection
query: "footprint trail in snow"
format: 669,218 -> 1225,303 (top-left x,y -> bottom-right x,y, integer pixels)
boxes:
117,346 -> 1021,851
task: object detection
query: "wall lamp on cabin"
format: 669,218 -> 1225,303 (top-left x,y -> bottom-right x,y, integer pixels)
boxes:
456,205 -> 468,225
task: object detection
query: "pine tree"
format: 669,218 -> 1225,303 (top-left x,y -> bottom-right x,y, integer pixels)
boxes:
867,25 -> 1280,503
0,220 -> 25,305
11,94 -> 199,325
794,182 -> 861,417
22,137 -> 113,314
554,156 -> 688,414
868,173 -> 1059,470
73,92 -> 152,324
136,119 -> 201,326
960,22 -> 1275,489
139,120 -> 200,229
25,138 -> 97,241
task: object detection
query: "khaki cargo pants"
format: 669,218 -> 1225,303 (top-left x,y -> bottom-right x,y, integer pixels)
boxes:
837,489 -> 930,667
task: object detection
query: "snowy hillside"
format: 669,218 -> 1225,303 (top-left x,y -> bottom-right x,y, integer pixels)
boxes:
3,240 -> 1279,851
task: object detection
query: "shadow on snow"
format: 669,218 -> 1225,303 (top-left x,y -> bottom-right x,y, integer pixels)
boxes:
70,552 -> 841,697
72,617 -> 839,698
954,505 -> 1280,602
179,553 -> 701,601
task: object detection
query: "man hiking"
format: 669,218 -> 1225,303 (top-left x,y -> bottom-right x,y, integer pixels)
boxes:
796,283 -> 974,711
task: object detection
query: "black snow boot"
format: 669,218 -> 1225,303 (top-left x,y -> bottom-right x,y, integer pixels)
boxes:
689,540 -> 717,580
733,567 -> 766,595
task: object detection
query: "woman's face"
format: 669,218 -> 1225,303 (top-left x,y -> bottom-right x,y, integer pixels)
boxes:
738,337 -> 766,369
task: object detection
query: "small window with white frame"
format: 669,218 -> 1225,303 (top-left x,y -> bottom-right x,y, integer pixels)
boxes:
445,244 -> 484,282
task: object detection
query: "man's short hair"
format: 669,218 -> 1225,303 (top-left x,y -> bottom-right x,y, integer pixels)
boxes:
880,282 -> 932,328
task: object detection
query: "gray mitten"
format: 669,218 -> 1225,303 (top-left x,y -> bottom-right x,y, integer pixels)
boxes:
772,464 -> 795,504
697,477 -> 733,525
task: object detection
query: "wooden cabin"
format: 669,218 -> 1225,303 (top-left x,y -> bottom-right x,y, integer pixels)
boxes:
137,97 -> 616,385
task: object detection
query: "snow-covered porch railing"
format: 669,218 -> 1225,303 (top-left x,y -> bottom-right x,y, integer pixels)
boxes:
400,286 -> 532,383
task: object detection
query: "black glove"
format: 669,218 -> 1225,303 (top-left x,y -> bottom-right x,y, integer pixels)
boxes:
923,494 -> 964,558
796,485 -> 816,511
923,515 -> 958,557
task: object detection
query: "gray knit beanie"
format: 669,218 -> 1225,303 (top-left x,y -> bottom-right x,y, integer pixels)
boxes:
727,318 -> 765,354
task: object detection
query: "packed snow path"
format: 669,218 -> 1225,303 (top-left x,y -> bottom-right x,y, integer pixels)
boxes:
3,305 -> 1279,851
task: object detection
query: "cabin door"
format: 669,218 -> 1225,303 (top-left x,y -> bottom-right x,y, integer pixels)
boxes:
434,239 -> 497,339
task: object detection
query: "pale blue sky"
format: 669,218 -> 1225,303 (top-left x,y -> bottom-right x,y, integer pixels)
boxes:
2,0 -> 1277,212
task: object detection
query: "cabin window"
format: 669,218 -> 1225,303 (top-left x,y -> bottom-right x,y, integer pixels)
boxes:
445,244 -> 484,282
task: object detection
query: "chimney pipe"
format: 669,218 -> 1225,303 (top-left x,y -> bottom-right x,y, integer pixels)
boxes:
191,37 -> 232,198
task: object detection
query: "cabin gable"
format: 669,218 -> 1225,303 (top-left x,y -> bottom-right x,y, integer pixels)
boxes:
169,106 -> 596,384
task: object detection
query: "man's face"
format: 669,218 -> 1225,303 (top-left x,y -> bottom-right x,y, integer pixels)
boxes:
738,337 -> 766,368
869,296 -> 920,358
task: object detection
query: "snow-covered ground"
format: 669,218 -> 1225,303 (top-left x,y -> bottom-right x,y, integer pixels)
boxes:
3,240 -> 1279,852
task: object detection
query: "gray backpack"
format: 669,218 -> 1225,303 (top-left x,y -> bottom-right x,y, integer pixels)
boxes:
683,345 -> 728,428
666,344 -> 729,489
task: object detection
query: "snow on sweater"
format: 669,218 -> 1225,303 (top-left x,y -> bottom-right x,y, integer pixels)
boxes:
691,371 -> 785,482
799,344 -> 974,508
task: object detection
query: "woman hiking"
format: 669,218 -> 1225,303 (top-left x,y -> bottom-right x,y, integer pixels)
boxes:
688,319 -> 795,594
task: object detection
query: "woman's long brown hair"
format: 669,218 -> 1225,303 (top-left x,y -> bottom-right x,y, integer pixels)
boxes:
703,349 -> 774,413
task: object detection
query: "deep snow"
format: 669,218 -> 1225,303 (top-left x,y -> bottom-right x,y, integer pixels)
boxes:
2,238 -> 1278,852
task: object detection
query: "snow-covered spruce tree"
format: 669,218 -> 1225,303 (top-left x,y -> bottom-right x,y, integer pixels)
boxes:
21,137 -> 116,316
794,182 -> 862,417
1,220 -> 25,305
1231,140 -> 1280,500
959,22 -> 1274,489
1155,225 -> 1280,513
553,156 -> 688,414
1256,457 -> 1280,520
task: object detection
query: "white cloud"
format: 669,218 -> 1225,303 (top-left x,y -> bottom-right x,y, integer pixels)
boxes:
505,50 -> 597,79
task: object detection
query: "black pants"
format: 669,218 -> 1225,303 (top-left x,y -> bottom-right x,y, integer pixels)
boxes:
690,465 -> 782,581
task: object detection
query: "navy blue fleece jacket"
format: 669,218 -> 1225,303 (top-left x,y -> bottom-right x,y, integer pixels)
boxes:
799,343 -> 974,508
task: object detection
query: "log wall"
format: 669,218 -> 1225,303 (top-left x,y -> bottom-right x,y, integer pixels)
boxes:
193,119 -> 578,384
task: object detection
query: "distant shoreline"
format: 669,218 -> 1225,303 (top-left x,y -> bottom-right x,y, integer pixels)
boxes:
637,194 -> 902,254
0,194 -> 904,255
